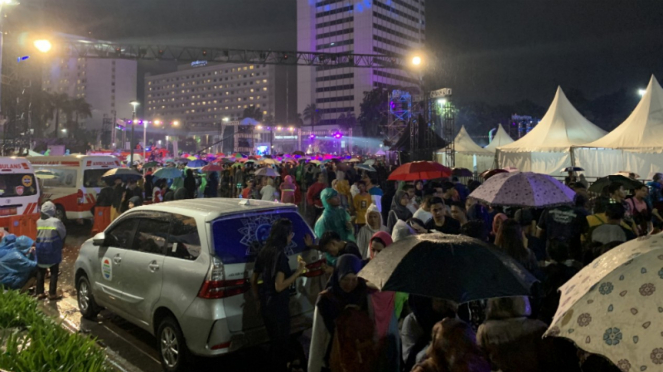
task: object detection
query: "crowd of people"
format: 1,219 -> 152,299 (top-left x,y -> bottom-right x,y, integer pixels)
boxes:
91,156 -> 663,372
244,160 -> 663,372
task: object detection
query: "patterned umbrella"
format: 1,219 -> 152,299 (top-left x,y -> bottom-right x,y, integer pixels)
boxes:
388,161 -> 451,181
469,171 -> 575,208
545,236 -> 663,372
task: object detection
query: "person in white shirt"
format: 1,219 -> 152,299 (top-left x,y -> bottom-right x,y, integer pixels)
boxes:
413,194 -> 433,224
260,177 -> 277,201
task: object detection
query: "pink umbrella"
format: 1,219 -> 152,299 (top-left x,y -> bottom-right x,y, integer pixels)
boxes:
469,171 -> 576,208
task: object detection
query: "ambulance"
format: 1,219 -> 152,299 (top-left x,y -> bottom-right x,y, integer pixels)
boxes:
27,155 -> 121,221
0,157 -> 41,239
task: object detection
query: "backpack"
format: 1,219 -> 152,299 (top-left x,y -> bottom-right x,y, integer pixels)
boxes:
329,305 -> 377,372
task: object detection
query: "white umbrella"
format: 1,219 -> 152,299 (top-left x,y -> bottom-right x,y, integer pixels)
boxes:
469,171 -> 575,208
125,154 -> 143,163
255,167 -> 279,177
364,159 -> 376,166
375,149 -> 386,156
545,236 -> 663,371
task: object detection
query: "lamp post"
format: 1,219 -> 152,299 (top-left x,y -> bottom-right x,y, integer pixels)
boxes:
129,100 -> 139,165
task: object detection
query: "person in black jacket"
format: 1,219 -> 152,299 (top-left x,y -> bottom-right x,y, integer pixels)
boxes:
144,169 -> 154,201
110,178 -> 125,221
205,171 -> 219,198
183,169 -> 196,199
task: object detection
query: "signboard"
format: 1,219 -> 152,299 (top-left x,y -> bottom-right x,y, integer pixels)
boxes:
47,145 -> 65,156
274,135 -> 298,140
429,88 -> 453,99
191,60 -> 208,68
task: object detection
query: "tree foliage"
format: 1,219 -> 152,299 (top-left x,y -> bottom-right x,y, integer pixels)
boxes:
303,104 -> 322,127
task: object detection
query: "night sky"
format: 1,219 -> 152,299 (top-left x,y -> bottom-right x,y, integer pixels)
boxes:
16,0 -> 663,105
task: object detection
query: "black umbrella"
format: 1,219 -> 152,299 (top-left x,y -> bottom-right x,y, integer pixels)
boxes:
451,167 -> 473,178
102,168 -> 142,183
358,233 -> 538,303
588,175 -> 643,193
561,166 -> 584,173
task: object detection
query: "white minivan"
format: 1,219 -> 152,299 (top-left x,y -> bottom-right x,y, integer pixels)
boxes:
74,198 -> 325,371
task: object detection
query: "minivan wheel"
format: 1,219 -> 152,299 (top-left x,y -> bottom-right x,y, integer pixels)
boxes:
77,275 -> 100,320
157,316 -> 190,372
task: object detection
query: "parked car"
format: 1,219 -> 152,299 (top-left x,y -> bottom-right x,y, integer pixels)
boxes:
74,198 -> 325,371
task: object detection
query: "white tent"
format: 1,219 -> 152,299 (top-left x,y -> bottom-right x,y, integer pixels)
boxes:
484,124 -> 514,151
497,87 -> 607,174
573,75 -> 663,178
436,126 -> 493,172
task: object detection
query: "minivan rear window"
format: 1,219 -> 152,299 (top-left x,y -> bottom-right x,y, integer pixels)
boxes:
212,211 -> 313,264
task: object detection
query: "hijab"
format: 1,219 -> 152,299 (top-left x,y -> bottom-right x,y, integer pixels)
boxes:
369,231 -> 393,259
365,204 -> 385,231
317,254 -> 368,333
391,190 -> 412,220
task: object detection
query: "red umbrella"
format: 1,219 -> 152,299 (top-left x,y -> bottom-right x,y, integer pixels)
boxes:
202,164 -> 224,172
388,161 -> 451,181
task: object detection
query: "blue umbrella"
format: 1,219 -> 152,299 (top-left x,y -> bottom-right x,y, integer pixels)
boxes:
187,159 -> 208,168
153,167 -> 183,180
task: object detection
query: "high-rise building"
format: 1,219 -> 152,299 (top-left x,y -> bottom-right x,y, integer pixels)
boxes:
41,34 -> 137,133
297,0 -> 425,130
144,62 -> 295,132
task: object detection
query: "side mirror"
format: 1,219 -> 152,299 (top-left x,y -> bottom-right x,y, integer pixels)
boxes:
92,232 -> 106,247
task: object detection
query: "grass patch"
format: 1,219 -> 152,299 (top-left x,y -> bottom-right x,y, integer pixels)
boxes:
0,289 -> 109,372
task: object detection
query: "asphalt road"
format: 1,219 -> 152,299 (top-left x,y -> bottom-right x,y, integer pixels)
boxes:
45,222 -> 307,372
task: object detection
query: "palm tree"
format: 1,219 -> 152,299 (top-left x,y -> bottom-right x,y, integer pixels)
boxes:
303,104 -> 322,127
32,91 -> 55,137
71,97 -> 92,132
48,92 -> 70,136
241,106 -> 263,121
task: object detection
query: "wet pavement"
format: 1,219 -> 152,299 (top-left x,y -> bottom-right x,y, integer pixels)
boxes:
42,221 -> 309,372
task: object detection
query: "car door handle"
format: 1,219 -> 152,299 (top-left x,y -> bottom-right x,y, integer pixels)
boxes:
113,256 -> 121,264
148,262 -> 160,272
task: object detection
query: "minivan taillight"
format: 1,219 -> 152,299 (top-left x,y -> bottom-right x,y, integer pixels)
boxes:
198,279 -> 249,299
197,256 -> 250,299
77,189 -> 84,204
303,259 -> 326,278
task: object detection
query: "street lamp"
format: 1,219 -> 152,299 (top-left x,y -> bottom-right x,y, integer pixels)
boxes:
33,39 -> 52,53
411,56 -> 422,66
129,100 -> 139,165
638,89 -> 647,97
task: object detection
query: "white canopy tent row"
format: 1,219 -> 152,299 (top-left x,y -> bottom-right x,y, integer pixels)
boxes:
484,124 -> 515,152
436,126 -> 494,172
573,75 -> 663,178
496,87 -> 607,174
